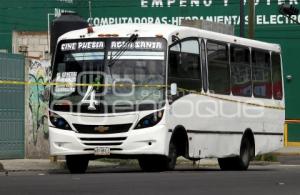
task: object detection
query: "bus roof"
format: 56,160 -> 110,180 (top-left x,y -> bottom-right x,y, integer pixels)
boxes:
58,23 -> 281,52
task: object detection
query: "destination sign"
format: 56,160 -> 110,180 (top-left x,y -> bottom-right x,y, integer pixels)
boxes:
60,41 -> 105,51
110,41 -> 163,50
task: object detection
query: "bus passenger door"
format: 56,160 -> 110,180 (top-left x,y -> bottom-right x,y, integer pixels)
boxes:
168,38 -> 202,158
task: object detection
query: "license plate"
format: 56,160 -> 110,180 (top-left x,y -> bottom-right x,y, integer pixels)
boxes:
94,147 -> 110,156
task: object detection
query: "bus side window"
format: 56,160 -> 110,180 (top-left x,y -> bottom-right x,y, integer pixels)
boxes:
230,46 -> 252,97
168,39 -> 201,92
207,41 -> 230,95
272,53 -> 283,100
252,50 -> 272,99
169,42 -> 180,78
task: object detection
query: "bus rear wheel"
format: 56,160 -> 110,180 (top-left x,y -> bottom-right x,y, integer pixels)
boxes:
66,155 -> 89,174
218,136 -> 252,171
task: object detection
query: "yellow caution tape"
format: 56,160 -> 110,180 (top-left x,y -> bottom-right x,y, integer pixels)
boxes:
177,87 -> 285,110
0,80 -> 166,88
0,80 -> 285,110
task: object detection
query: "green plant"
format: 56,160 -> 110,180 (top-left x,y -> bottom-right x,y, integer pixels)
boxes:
254,153 -> 278,162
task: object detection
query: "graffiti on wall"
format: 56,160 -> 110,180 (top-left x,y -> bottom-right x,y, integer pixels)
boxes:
28,60 -> 51,146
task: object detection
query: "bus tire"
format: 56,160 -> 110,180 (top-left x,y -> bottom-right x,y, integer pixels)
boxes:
138,156 -> 152,171
218,136 -> 252,171
218,157 -> 236,170
66,155 -> 89,174
138,155 -> 163,172
237,135 -> 252,170
166,141 -> 178,170
138,141 -> 178,172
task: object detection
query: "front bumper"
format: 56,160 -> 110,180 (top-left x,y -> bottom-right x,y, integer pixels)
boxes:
49,125 -> 169,157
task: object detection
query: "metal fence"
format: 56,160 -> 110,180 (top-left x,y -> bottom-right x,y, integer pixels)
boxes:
0,53 -> 24,159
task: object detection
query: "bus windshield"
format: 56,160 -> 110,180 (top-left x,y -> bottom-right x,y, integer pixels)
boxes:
50,37 -> 166,113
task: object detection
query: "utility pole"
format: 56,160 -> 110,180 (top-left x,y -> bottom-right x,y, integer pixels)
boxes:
248,0 -> 255,39
89,0 -> 92,20
47,13 -> 55,53
240,0 -> 245,37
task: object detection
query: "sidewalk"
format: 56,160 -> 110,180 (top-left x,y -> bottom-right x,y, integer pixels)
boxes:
0,159 -> 118,172
273,146 -> 300,155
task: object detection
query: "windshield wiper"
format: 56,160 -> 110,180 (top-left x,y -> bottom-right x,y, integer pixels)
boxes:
106,34 -> 138,81
55,92 -> 77,101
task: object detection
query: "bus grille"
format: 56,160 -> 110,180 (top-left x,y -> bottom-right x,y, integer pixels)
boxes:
79,137 -> 127,147
73,124 -> 132,134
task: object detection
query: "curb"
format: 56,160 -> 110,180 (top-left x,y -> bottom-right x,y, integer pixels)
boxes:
272,152 -> 300,156
0,160 -> 119,172
0,162 -> 64,172
250,161 -> 280,166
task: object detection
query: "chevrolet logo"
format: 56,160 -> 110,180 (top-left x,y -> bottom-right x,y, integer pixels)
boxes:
94,126 -> 109,133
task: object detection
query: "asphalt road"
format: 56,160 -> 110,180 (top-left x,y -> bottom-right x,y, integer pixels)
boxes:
0,165 -> 299,195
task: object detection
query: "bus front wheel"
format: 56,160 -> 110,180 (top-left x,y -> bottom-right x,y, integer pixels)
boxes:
138,142 -> 177,172
66,155 -> 89,174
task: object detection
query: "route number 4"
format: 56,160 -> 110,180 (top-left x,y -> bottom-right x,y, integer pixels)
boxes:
81,86 -> 99,110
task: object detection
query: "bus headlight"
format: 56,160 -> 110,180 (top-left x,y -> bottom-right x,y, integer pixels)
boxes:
134,110 -> 164,129
49,111 -> 72,130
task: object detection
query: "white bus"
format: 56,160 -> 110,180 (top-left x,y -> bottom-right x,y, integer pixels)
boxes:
49,24 -> 285,173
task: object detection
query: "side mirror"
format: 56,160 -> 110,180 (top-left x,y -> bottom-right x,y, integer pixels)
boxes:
170,83 -> 177,96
